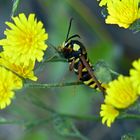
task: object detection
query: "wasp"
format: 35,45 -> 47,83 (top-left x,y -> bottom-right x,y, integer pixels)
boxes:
60,19 -> 105,94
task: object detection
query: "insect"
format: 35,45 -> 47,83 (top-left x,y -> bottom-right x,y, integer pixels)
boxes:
60,18 -> 105,94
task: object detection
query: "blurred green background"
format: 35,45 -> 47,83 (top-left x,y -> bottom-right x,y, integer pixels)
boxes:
0,0 -> 140,140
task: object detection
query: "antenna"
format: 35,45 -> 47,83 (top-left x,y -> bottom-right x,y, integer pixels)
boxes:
65,18 -> 74,42
66,34 -> 80,42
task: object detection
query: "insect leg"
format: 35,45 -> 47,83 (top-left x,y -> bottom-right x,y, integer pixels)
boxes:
78,62 -> 83,80
69,59 -> 75,71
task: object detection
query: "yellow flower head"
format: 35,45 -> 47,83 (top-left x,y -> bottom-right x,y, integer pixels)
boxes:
105,75 -> 138,109
0,53 -> 37,81
0,67 -> 23,109
0,13 -> 48,66
100,104 -> 119,127
105,0 -> 140,28
130,59 -> 140,94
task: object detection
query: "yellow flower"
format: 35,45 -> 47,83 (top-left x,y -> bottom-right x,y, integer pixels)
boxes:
0,13 -> 48,66
130,59 -> 140,94
100,104 -> 119,127
100,75 -> 138,127
105,0 -> 140,28
0,67 -> 22,109
0,53 -> 37,81
105,75 -> 138,109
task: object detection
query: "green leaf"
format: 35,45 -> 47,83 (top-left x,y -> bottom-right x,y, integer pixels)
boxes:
121,134 -> 137,140
11,0 -> 20,17
129,19 -> 140,33
128,99 -> 140,113
52,113 -> 75,136
101,7 -> 108,18
52,113 -> 89,140
94,60 -> 112,83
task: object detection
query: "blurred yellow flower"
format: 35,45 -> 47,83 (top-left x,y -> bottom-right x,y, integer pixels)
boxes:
100,104 -> 119,127
0,53 -> 37,81
130,59 -> 140,94
105,0 -> 140,28
0,13 -> 48,66
100,75 -> 138,127
105,75 -> 138,109
0,67 -> 22,109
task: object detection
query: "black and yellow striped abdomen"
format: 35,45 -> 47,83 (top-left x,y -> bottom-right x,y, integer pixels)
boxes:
69,56 -> 99,89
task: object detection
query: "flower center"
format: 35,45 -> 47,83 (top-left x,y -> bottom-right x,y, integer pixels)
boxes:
25,34 -> 35,46
20,32 -> 36,47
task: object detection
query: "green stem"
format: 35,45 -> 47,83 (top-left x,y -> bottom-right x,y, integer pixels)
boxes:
11,0 -> 20,17
1,113 -> 140,125
72,124 -> 90,140
118,113 -> 140,120
0,119 -> 25,125
46,57 -> 67,62
109,69 -> 120,76
30,97 -> 140,121
30,94 -> 100,121
0,118 -> 51,126
24,81 -> 83,89
61,113 -> 100,121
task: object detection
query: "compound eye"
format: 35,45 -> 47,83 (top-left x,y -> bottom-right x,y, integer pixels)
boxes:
64,42 -> 69,48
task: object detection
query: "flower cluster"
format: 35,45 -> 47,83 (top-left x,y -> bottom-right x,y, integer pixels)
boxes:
0,13 -> 48,109
0,67 -> 22,109
100,59 -> 140,127
98,0 -> 140,28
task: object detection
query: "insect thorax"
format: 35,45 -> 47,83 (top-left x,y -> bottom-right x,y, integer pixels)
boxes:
62,40 -> 87,61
